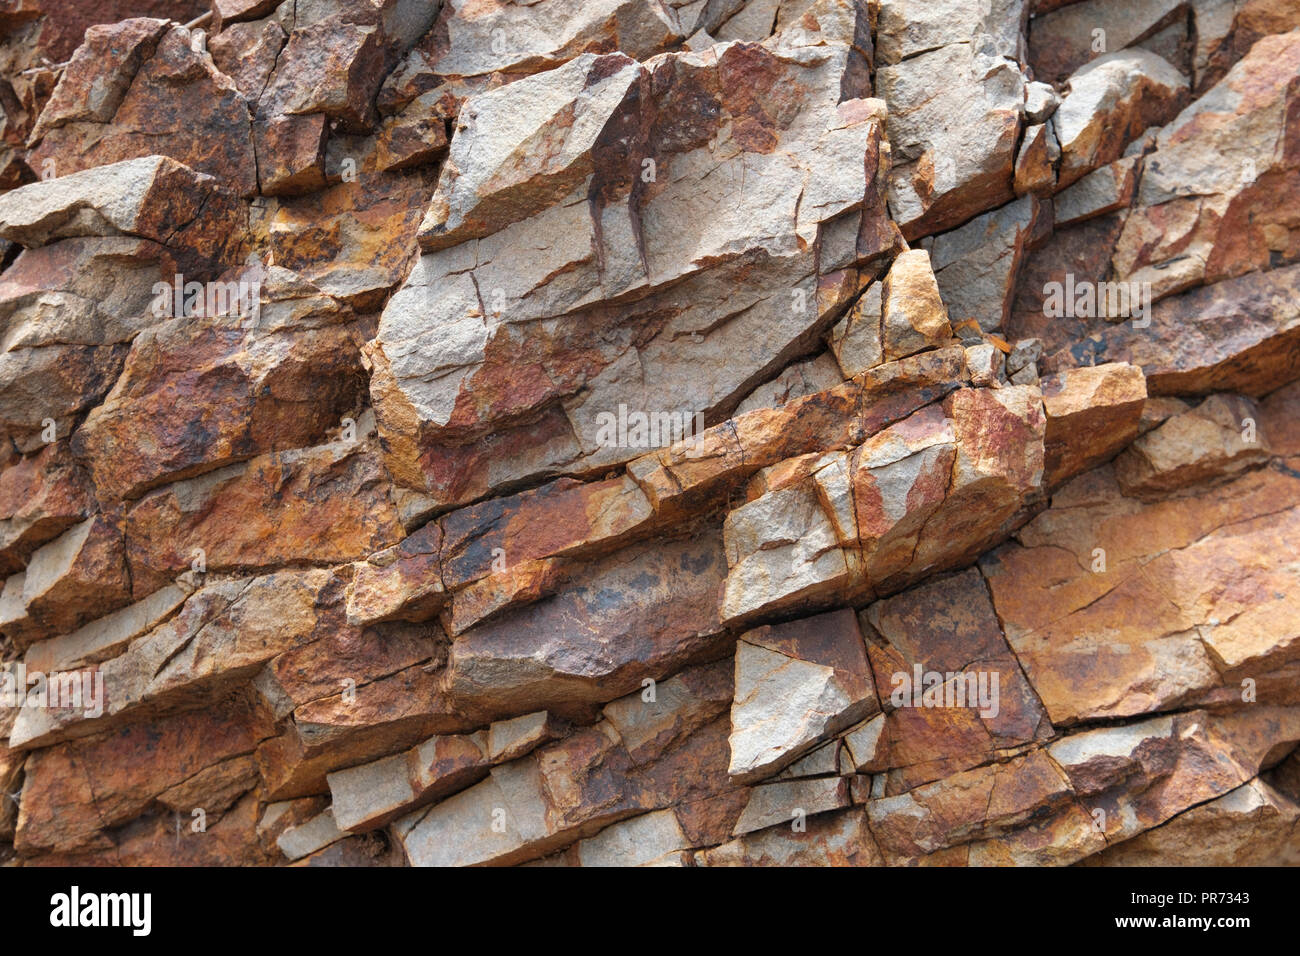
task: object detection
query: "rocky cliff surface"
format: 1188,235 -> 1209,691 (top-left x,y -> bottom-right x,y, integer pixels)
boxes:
1,0 -> 1298,866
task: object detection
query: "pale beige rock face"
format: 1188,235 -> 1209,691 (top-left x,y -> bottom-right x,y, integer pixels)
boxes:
1053,48 -> 1189,188
3,0 -> 1300,871
1114,393 -> 1270,497
882,249 -> 952,360
876,0 -> 1028,238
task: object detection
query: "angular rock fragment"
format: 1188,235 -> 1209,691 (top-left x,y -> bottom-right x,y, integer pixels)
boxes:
727,609 -> 878,783
73,301 -> 367,503
1054,50 -> 1188,190
0,155 -> 244,263
445,533 -> 729,721
876,0 -> 1028,237
1040,362 -> 1147,487
487,711 -> 565,764
1048,708 -> 1300,843
721,479 -> 854,625
27,26 -> 259,196
370,30 -> 894,509
931,196 -> 1040,333
700,806 -> 883,865
732,776 -> 850,836
828,284 -> 883,377
629,346 -> 967,519
1013,122 -> 1058,196
327,731 -> 491,833
277,808 -> 346,862
1109,33 -> 1300,299
867,750 -> 1073,864
1053,156 -> 1139,227
862,568 -> 1052,793
0,516 -> 129,650
0,442 -> 91,576
23,582 -> 189,675
9,569 -> 342,748
881,249 -> 952,360
345,521 -> 445,627
1114,393 -> 1271,497
575,810 -> 692,867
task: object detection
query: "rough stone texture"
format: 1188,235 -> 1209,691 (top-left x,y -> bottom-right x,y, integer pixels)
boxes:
1,0 -> 1298,870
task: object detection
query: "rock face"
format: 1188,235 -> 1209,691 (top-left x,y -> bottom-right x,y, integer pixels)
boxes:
1,0 -> 1299,869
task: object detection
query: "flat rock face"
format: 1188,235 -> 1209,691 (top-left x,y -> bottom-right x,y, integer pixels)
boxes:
2,0 -> 1299,870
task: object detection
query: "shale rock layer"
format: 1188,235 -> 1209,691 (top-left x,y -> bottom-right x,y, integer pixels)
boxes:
1,0 -> 1299,866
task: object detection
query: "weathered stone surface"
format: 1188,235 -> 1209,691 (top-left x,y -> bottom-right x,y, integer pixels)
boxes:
630,347 -> 967,519
828,284 -> 883,377
1114,392 -> 1271,497
327,731 -> 491,833
735,353 -> 845,416
1040,362 -> 1147,487
0,236 -> 179,451
4,0 -> 1299,871
721,478 -> 854,625
1081,777 -> 1300,865
9,568 -> 342,748
1,516 -> 129,649
369,31 -> 893,510
728,609 -> 878,783
1110,33 -> 1300,299
124,426 -> 403,597
886,385 -> 1044,584
732,776 -> 850,835
28,26 -> 259,196
276,807 -> 346,861
0,442 -> 91,576
27,17 -> 168,139
445,533 -> 730,721
699,805 -> 882,865
15,696 -> 271,855
345,520 -> 445,627
881,249 -> 952,360
574,809 -> 692,867
867,750 -> 1073,865
264,167 -> 438,309
863,568 -> 1053,794
1029,0 -> 1186,84
1054,156 -> 1139,228
257,663 -> 465,801
1054,50 -> 1188,189
398,710 -> 738,866
876,0 -> 1027,238
1030,264 -> 1300,397
1013,122 -> 1058,196
0,155 -> 244,261
931,195 -> 1040,333
208,17 -> 286,101
73,303 -> 368,503
982,455 -> 1300,725
380,0 -> 686,117
1048,708 -> 1300,843
23,581 -> 189,675
486,711 -> 565,764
